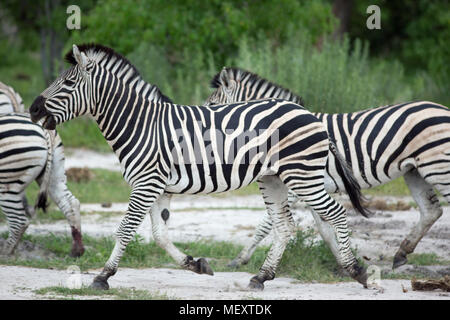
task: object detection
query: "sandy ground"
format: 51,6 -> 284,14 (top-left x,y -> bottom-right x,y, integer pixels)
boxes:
0,149 -> 449,300
2,265 -> 449,300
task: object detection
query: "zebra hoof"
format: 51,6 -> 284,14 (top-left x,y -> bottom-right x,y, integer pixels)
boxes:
227,258 -> 242,269
197,258 -> 214,275
349,264 -> 368,288
70,245 -> 85,258
393,251 -> 408,269
185,256 -> 214,275
90,277 -> 109,290
248,276 -> 264,291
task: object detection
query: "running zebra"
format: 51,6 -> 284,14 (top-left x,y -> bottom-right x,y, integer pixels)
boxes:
30,44 -> 369,290
205,67 -> 450,269
0,84 -> 84,257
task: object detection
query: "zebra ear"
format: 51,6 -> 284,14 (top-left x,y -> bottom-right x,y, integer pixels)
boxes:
72,45 -> 89,70
219,67 -> 229,87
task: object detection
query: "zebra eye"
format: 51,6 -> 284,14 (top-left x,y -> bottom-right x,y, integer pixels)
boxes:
63,79 -> 75,86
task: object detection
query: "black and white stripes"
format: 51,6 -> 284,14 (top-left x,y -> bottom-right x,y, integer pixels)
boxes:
205,67 -> 449,269
0,83 -> 84,257
30,44 -> 368,290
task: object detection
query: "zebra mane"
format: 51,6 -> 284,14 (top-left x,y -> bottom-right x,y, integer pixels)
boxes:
64,43 -> 173,103
210,67 -> 305,106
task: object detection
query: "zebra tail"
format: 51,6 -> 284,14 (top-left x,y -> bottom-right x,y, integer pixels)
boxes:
35,130 -> 55,213
329,141 -> 373,218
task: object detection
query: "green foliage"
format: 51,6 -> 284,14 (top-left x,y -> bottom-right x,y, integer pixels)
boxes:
0,0 -> 447,152
362,177 -> 410,197
348,0 -> 450,104
233,31 -> 428,113
408,253 -> 447,266
56,117 -> 110,152
24,169 -> 130,205
68,0 -> 334,66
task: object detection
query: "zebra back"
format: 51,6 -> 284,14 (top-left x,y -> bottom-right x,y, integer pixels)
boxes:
0,81 -> 25,113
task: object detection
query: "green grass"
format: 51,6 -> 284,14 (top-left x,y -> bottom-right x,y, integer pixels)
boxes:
57,118 -> 111,152
34,286 -> 170,300
24,169 -> 130,205
2,230 -> 444,283
407,253 -> 449,266
0,230 -> 347,283
362,177 -> 410,197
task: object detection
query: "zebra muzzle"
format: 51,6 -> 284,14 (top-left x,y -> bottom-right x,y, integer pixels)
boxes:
30,95 -> 56,130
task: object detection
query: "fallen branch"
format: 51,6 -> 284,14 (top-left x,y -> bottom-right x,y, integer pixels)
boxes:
411,276 -> 450,292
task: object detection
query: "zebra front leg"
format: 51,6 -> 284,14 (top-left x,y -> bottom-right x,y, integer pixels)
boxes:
149,193 -> 213,275
248,176 -> 295,290
0,192 -> 30,255
393,170 -> 443,269
91,187 -> 164,290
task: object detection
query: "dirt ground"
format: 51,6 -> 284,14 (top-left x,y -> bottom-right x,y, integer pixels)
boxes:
2,265 -> 449,300
0,149 -> 449,300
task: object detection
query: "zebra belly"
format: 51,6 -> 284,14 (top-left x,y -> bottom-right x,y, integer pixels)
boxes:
165,163 -> 265,194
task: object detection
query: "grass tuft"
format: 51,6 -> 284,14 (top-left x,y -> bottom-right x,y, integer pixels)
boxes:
34,286 -> 171,300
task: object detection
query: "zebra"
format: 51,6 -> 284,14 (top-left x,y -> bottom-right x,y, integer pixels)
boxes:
30,43 -> 369,290
0,81 -> 25,113
204,67 -> 450,269
0,83 -> 84,257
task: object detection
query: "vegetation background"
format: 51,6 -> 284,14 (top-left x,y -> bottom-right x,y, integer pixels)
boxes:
0,0 -> 449,151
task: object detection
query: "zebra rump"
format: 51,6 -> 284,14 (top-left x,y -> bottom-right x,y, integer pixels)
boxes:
328,140 -> 372,218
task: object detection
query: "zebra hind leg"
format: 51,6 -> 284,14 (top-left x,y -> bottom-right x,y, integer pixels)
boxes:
228,212 -> 273,268
228,190 -> 298,268
150,194 -> 213,275
0,192 -> 30,255
394,170 -> 443,269
283,175 -> 368,288
248,176 -> 294,291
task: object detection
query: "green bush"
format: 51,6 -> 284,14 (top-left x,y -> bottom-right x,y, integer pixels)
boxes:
68,0 -> 335,67
232,31 -> 425,113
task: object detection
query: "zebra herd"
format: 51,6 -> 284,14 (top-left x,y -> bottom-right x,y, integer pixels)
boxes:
0,43 -> 447,292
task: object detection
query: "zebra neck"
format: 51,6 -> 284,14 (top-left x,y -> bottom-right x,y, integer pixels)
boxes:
94,83 -> 162,158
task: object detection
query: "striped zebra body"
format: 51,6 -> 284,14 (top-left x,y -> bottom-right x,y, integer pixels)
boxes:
205,67 -> 449,269
0,83 -> 84,257
30,44 -> 369,290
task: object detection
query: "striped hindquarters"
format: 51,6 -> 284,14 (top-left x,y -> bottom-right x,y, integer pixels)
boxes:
0,82 -> 25,114
0,114 -> 48,194
318,101 -> 450,190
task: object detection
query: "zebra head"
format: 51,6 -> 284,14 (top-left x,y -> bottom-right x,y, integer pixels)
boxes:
30,45 -> 95,129
205,67 -> 304,107
204,67 -> 240,106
